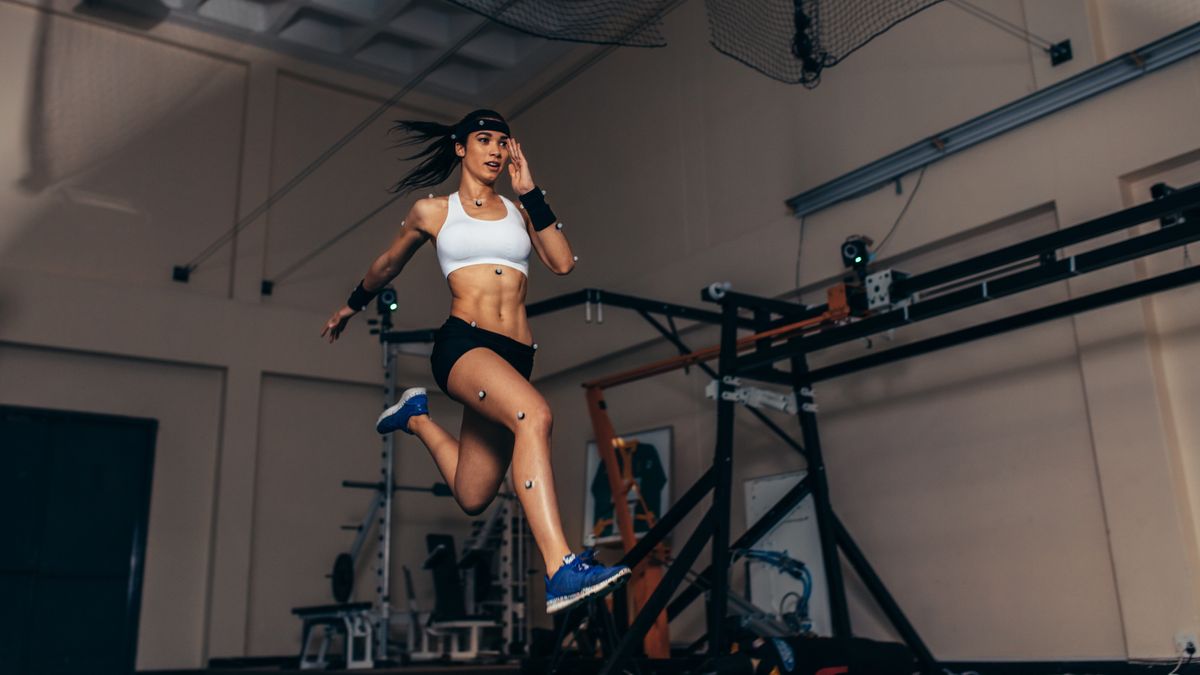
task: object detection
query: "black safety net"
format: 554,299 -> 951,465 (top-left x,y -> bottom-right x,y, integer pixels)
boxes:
446,0 -> 671,47
706,0 -> 945,86
449,0 -> 946,87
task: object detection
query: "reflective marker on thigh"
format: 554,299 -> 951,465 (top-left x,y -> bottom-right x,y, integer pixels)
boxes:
524,479 -> 534,489
478,390 -> 486,400
517,411 -> 525,420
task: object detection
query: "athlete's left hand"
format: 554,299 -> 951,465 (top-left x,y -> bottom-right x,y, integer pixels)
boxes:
508,138 -> 536,196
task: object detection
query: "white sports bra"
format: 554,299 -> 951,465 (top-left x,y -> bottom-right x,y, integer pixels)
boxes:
435,191 -> 532,278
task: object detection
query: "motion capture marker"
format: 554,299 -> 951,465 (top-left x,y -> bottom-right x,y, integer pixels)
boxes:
556,222 -> 563,230
573,256 -> 579,262
541,189 -> 547,196
495,268 -> 503,275
428,193 -> 434,198
517,411 -> 525,420
524,480 -> 534,490
400,219 -> 406,227
470,320 -> 477,327
532,343 -> 538,350
479,120 -> 485,126
451,133 -> 456,139
478,390 -> 486,400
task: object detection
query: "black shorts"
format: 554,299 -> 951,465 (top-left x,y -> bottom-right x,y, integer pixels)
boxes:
430,315 -> 536,402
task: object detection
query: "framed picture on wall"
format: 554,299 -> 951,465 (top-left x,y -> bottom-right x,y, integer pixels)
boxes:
583,426 -> 671,547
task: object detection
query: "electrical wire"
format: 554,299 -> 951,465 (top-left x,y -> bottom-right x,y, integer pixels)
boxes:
268,192 -> 406,285
947,0 -> 1054,50
874,164 -> 928,257
779,590 -> 802,617
181,2 -> 521,275
256,2 -> 683,289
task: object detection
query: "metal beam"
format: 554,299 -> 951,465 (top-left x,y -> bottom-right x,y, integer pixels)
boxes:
786,22 -> 1200,217
806,263 -> 1200,383
736,215 -> 1200,374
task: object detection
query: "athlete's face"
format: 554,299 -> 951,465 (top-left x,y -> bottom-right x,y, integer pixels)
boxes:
457,128 -> 510,182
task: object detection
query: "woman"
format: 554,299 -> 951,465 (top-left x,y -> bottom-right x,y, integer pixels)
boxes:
321,109 -> 629,614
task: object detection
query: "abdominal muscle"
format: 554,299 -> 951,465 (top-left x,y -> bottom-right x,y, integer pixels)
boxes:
446,263 -> 533,346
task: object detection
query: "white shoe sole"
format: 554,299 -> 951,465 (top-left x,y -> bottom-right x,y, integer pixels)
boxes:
545,567 -> 632,615
377,387 -> 427,427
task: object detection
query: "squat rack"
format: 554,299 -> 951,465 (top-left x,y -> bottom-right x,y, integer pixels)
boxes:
380,182 -> 1200,673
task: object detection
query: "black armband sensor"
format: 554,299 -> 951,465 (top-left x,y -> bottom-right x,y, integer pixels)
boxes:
347,280 -> 378,312
519,186 -> 558,232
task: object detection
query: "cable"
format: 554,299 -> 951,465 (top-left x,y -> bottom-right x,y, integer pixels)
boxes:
258,1 -> 679,289
268,192 -> 406,285
181,2 -> 520,276
947,0 -> 1054,50
874,164 -> 927,258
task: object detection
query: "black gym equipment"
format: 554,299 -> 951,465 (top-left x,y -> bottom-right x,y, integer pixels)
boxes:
381,182 -> 1200,675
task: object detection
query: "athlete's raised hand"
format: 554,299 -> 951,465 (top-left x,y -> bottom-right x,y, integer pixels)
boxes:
508,137 -> 536,196
321,305 -> 357,343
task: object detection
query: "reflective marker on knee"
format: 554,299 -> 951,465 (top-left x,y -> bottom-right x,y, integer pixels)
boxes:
478,390 -> 486,400
524,479 -> 534,490
517,411 -> 525,420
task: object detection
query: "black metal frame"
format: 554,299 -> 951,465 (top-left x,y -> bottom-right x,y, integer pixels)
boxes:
379,184 -> 1200,675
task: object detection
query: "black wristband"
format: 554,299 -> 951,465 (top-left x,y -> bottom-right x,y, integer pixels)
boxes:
346,280 -> 377,312
519,186 -> 558,232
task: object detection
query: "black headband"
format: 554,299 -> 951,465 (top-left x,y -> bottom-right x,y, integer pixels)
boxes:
450,117 -> 510,143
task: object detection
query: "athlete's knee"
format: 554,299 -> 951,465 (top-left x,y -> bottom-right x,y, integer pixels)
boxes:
456,491 -> 496,517
513,402 -> 552,436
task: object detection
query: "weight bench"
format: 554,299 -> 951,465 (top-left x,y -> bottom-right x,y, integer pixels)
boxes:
406,534 -> 502,661
292,602 -> 374,670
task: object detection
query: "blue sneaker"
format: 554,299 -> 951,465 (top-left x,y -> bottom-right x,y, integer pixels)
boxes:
545,550 -> 631,614
376,387 -> 428,435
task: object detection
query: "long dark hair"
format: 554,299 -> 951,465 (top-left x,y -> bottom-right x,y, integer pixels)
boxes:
387,108 -> 507,195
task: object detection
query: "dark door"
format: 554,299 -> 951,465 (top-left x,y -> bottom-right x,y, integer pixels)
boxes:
0,405 -> 156,674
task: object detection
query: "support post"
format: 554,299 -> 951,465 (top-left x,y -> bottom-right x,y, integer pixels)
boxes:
600,511 -> 715,675
790,351 -> 851,637
584,386 -> 670,657
708,299 -> 740,653
834,514 -> 937,672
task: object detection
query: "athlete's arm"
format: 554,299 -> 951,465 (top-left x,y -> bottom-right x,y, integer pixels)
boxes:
362,198 -> 434,291
322,199 -> 435,342
521,204 -> 574,275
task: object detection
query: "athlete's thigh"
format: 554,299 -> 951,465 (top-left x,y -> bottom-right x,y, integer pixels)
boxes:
445,347 -> 550,433
454,404 -> 513,506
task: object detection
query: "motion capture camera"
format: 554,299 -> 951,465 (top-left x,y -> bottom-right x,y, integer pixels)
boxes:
376,287 -> 398,314
841,236 -> 872,271
1151,182 -> 1199,229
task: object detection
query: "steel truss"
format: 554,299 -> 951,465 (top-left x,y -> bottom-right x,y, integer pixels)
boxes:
379,183 -> 1200,674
